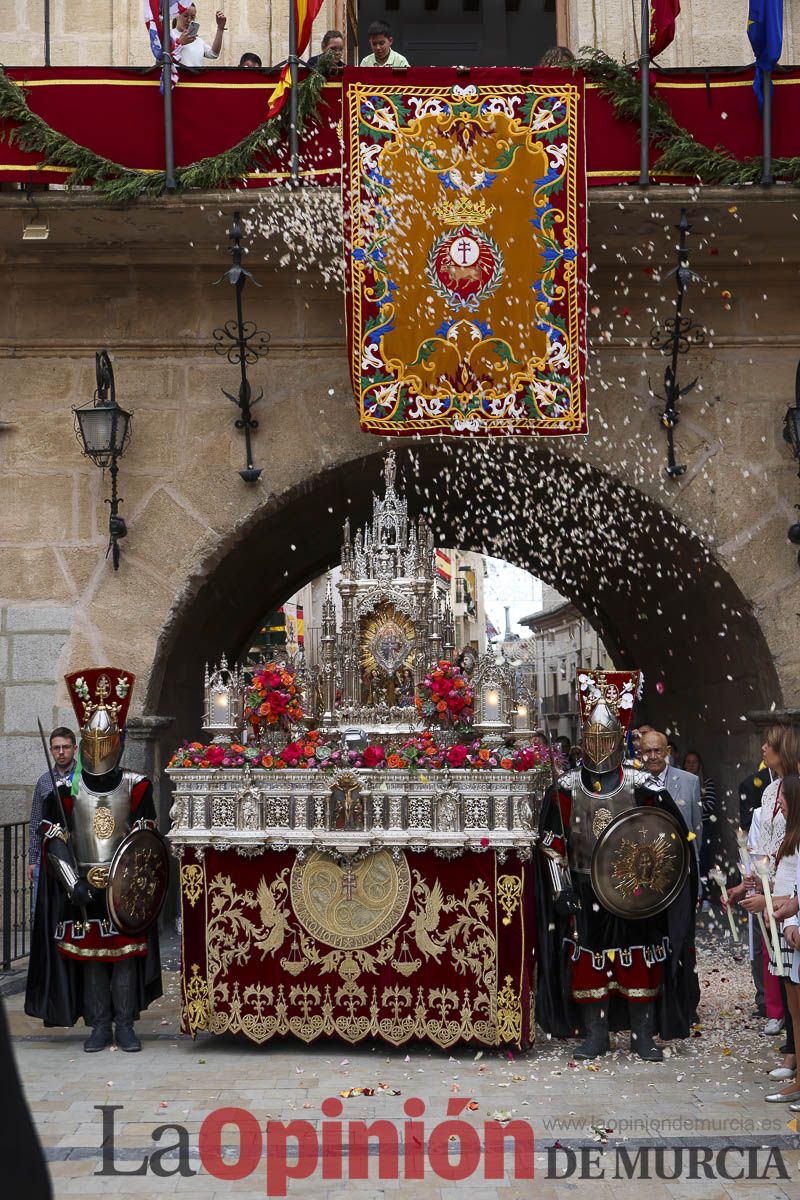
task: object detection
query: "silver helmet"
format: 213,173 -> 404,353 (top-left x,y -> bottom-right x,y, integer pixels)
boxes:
581,697 -> 624,773
81,703 -> 123,775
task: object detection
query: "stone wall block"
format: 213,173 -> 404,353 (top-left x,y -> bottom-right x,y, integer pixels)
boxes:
124,488 -> 210,586
0,788 -> 34,826
0,736 -> 46,788
0,475 -> 78,542
0,549 -> 71,603
11,632 -> 71,684
2,684 -> 58,734
5,605 -> 74,633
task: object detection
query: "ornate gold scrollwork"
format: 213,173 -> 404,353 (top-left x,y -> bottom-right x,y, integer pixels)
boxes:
181,863 -> 204,908
92,806 -> 116,840
194,862 -> 512,1049
497,973 -> 522,1044
185,964 -> 210,1034
497,873 -> 523,926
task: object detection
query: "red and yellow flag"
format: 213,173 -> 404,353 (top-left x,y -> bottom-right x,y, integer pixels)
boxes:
267,0 -> 326,119
650,0 -> 681,57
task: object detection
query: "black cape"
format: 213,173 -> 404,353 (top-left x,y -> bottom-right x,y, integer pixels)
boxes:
535,780 -> 699,1041
0,998 -> 51,1198
24,775 -> 163,1028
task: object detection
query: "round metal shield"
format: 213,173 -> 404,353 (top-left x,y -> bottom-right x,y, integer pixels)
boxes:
590,806 -> 689,920
107,827 -> 170,935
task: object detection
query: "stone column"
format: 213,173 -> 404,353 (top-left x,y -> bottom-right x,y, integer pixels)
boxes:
125,715 -> 176,832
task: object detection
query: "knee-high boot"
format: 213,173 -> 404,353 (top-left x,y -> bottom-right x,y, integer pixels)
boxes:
629,1001 -> 664,1061
111,958 -> 141,1052
82,963 -> 113,1052
573,1001 -> 610,1059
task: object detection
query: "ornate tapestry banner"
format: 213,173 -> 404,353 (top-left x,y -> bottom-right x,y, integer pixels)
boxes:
343,67 -> 587,438
178,847 -> 535,1049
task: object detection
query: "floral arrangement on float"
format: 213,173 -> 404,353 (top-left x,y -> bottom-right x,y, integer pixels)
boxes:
243,662 -> 303,733
415,660 -> 474,728
168,729 -> 548,775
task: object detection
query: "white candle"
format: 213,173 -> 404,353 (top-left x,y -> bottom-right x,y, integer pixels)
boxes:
754,855 -> 785,977
709,867 -> 739,943
735,834 -> 768,939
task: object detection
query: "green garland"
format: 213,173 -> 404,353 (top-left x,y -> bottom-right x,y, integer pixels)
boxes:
577,48 -> 800,185
1,51 -> 798,198
0,64 -> 328,201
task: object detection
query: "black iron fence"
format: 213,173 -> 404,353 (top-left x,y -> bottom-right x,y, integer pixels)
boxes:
1,821 -> 31,969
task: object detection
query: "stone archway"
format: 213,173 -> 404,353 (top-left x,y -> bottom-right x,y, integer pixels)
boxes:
145,442 -> 779,824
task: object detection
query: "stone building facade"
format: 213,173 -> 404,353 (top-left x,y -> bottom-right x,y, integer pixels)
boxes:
0,4 -> 799,832
2,1 -> 800,69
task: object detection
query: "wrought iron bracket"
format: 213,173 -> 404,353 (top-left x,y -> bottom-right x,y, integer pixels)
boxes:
213,212 -> 270,483
648,209 -> 706,479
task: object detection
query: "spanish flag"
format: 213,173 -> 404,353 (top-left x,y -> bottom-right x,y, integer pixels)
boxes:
435,549 -> 452,583
266,0 -> 326,119
649,0 -> 681,57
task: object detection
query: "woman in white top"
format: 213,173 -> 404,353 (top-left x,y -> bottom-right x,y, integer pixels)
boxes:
729,725 -> 800,1094
768,776 -> 800,1104
173,6 -> 226,68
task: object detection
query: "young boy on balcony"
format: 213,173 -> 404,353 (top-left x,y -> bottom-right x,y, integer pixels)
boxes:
360,20 -> 409,68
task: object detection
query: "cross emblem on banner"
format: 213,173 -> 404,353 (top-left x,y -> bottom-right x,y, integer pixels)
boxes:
341,867 -> 357,902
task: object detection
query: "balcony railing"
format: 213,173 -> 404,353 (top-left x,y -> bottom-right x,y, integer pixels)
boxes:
1,822 -> 31,970
1,63 -> 798,195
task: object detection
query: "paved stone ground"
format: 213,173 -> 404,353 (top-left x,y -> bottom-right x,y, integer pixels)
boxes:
7,918 -> 800,1199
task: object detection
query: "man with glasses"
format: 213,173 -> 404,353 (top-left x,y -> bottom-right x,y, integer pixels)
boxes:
640,729 -> 703,862
28,728 -> 77,915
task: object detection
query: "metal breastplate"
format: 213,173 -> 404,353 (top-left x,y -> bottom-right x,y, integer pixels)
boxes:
70,772 -> 140,869
566,767 -> 639,873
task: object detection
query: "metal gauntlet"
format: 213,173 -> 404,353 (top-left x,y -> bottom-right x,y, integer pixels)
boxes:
43,828 -> 82,900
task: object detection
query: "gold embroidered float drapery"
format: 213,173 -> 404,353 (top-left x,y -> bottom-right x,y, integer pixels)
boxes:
343,67 -> 587,438
178,847 -> 535,1049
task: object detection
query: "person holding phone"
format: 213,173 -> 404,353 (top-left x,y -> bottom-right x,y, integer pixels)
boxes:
173,6 -> 227,67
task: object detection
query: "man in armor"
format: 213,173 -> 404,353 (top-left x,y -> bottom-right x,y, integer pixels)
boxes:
536,670 -> 698,1060
25,668 -> 162,1053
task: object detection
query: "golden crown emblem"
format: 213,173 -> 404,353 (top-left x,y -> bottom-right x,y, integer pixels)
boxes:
432,194 -> 495,227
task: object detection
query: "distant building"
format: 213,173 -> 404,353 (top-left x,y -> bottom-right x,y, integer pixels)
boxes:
520,585 -> 614,746
437,549 -> 487,656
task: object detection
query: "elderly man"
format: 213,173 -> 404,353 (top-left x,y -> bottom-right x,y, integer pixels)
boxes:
640,729 -> 702,856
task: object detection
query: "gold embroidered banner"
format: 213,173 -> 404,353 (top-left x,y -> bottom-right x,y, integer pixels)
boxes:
344,67 -> 587,438
178,847 -> 535,1049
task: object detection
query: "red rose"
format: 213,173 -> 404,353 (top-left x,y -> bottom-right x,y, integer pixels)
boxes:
363,745 -> 385,768
205,744 -> 225,767
281,741 -> 303,765
446,744 -> 469,768
268,692 -> 289,714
